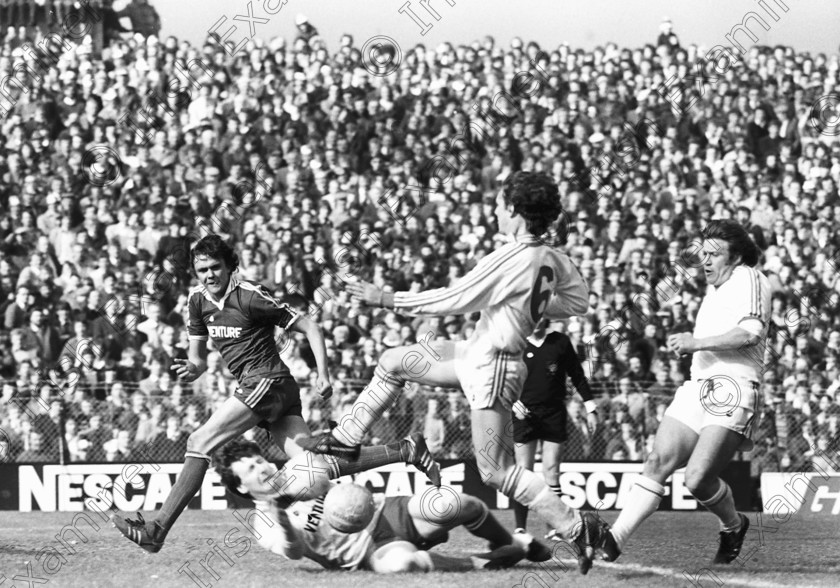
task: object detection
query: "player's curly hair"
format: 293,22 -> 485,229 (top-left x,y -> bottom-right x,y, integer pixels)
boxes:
702,219 -> 760,267
190,234 -> 240,272
213,439 -> 263,499
500,171 -> 563,236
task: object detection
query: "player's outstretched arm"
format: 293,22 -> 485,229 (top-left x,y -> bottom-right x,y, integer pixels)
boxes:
346,244 -> 519,316
290,315 -> 333,399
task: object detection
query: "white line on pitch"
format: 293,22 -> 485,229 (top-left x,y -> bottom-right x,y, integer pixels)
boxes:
557,558 -> 789,588
1,522 -> 217,532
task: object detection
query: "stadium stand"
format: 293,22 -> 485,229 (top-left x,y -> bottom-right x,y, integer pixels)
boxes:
0,15 -> 839,500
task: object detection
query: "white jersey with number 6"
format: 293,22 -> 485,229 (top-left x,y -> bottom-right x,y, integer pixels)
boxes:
393,233 -> 588,410
393,233 -> 589,354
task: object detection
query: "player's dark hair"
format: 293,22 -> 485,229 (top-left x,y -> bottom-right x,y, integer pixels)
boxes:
213,439 -> 263,499
191,234 -> 239,272
702,219 -> 760,267
500,171 -> 563,236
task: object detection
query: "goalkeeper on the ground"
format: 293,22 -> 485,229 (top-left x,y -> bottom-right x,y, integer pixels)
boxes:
215,439 -> 558,573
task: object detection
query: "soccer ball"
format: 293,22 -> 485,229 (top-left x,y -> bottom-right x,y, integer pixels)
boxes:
323,483 -> 375,533
275,452 -> 331,502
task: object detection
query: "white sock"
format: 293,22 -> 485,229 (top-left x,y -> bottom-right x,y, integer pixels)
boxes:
610,476 -> 665,549
412,550 -> 434,572
333,366 -> 403,445
697,480 -> 741,532
502,465 -> 578,540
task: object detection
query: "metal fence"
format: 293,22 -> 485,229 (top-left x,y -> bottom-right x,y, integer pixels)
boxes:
0,377 -> 798,468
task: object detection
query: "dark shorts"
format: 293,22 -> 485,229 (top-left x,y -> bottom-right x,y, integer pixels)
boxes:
513,408 -> 567,444
371,497 -> 449,550
233,376 -> 302,429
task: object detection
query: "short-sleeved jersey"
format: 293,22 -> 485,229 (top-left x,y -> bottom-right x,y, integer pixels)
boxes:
393,234 -> 589,354
691,265 -> 771,382
254,487 -> 387,570
187,277 -> 299,388
521,331 -> 592,411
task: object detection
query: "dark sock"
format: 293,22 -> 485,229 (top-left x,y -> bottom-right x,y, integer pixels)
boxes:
465,504 -> 512,547
513,500 -> 529,531
155,455 -> 209,540
323,442 -> 405,477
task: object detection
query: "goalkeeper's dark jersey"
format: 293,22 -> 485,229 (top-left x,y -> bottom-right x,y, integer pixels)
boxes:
187,277 -> 299,388
521,331 -> 593,412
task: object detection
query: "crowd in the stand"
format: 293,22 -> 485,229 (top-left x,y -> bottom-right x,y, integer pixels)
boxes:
0,17 -> 839,480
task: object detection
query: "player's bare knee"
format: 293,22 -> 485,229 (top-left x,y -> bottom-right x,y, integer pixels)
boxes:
683,468 -> 714,496
186,429 -> 210,454
643,451 -> 675,481
542,465 -> 559,486
458,494 -> 485,522
477,462 -> 507,490
543,472 -> 559,487
377,348 -> 404,376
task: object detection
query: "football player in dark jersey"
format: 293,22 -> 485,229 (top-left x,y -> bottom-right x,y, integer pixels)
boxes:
511,319 -> 598,535
113,235 -> 440,553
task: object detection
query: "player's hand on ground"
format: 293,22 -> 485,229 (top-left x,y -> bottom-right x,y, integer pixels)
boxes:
345,279 -> 382,306
172,358 -> 200,382
512,400 -> 531,420
316,372 -> 333,400
667,332 -> 697,355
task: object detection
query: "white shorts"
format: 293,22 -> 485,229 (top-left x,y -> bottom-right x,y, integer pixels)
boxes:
453,341 -> 527,411
663,376 -> 762,451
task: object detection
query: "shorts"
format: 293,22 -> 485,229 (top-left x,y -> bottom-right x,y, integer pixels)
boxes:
513,408 -> 567,444
233,376 -> 302,429
370,497 -> 449,550
663,376 -> 762,451
454,341 -> 527,411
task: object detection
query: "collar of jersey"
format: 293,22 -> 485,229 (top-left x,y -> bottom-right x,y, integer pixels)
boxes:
200,277 -> 239,311
512,233 -> 542,245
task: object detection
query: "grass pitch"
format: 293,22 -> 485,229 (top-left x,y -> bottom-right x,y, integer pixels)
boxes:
1,507 -> 838,588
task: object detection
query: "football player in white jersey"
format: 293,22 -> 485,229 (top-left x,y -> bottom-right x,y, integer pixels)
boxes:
599,219 -> 771,564
214,440 -> 552,572
303,172 -> 607,574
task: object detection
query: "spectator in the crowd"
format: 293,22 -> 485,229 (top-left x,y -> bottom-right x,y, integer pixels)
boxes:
370,407 -> 397,447
565,399 -> 594,460
21,308 -> 62,367
65,418 -> 90,462
149,415 -> 188,462
104,429 -> 133,462
17,431 -> 57,462
81,414 -> 110,462
422,397 -> 447,456
135,402 -> 165,447
4,286 -> 32,330
446,395 -> 473,459
181,402 -> 203,435
138,356 -> 166,395
137,303 -> 166,350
